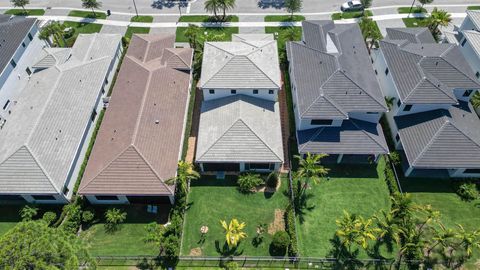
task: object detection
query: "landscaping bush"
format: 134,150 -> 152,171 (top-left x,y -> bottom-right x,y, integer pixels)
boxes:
20,205 -> 38,221
60,202 -> 83,234
42,212 -> 57,225
237,173 -> 263,193
270,231 -> 290,256
455,182 -> 479,201
383,156 -> 400,195
224,261 -> 239,270
284,203 -> 299,257
104,208 -> 127,232
82,210 -> 95,224
266,171 -> 279,189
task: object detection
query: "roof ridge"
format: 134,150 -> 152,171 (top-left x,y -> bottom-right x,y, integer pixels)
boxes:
165,48 -> 190,69
351,120 -> 389,153
237,118 -> 284,162
24,145 -> 60,194
339,70 -> 388,110
244,53 -> 280,88
200,48 -> 234,87
436,53 -> 480,87
298,127 -> 325,153
131,65 -> 154,144
411,117 -> 449,166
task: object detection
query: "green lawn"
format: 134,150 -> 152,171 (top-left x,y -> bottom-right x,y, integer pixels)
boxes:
0,205 -> 63,236
265,26 -> 302,53
181,176 -> 290,256
178,15 -> 239,23
63,21 -> 103,47
331,10 -> 373,20
4,9 -> 45,16
125,27 -> 150,39
467,6 -> 480,10
296,160 -> 392,257
81,205 -> 169,256
397,7 -> 427,14
264,15 -> 305,22
401,178 -> 480,266
68,10 -> 107,19
130,15 -> 153,23
402,17 -> 429,28
175,26 -> 239,42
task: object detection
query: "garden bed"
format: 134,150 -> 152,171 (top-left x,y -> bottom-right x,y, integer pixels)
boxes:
181,176 -> 290,256
175,26 -> 238,42
331,10 -> 373,20
178,15 -> 239,23
264,15 -> 305,22
130,15 -> 153,23
68,10 -> 107,19
397,7 -> 427,14
402,17 -> 429,28
4,9 -> 45,16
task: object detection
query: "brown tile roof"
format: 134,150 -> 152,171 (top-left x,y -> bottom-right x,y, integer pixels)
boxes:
78,34 -> 193,196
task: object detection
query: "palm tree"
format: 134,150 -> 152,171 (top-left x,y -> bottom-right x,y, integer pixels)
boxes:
427,8 -> 451,37
219,0 -> 235,21
426,223 -> 454,258
221,218 -> 247,248
417,205 -> 440,236
166,161 -> 200,193
284,0 -> 302,19
10,0 -> 30,14
390,192 -> 417,222
81,0 -> 102,18
39,26 -> 53,47
396,225 -> 423,269
295,152 -> 329,184
359,15 -> 382,54
455,224 -> 480,258
471,91 -> 480,109
373,210 -> 400,246
184,24 -> 200,50
204,0 -> 221,21
384,96 -> 395,110
335,211 -> 378,255
39,22 -> 65,47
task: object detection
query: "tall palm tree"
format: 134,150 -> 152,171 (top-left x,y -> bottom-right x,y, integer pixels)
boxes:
455,224 -> 480,258
221,218 -> 247,248
373,210 -> 400,245
10,0 -> 30,14
417,205 -> 440,237
390,192 -> 417,222
81,0 -> 102,18
39,26 -> 53,47
165,161 -> 200,193
184,24 -> 200,50
359,15 -> 382,54
335,211 -> 378,254
295,153 -> 330,196
219,0 -> 236,21
204,0 -> 221,21
39,22 -> 65,47
427,8 -> 451,37
396,225 -> 423,269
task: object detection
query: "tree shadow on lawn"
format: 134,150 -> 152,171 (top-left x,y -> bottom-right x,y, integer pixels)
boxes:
88,204 -> 170,227
191,175 -> 238,187
328,234 -> 364,270
400,178 -> 459,194
326,163 -> 379,179
215,240 -> 244,256
286,181 -> 315,224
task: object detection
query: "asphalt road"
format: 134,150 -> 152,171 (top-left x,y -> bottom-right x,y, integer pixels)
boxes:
1,0 -> 479,15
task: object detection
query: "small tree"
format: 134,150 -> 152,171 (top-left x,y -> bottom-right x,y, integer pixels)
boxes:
184,24 -> 200,50
10,0 -> 30,14
455,224 -> 480,258
204,0 -> 221,21
237,173 -> 263,193
359,15 -> 382,54
284,0 -> 302,19
360,0 -> 372,15
295,152 -> 329,196
165,161 -> 200,194
221,219 -> 247,248
19,205 -> 38,221
81,0 -> 102,18
42,212 -> 57,226
104,208 -> 127,232
270,231 -> 290,256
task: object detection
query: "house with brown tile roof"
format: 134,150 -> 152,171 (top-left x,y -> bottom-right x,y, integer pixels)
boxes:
78,34 -> 193,204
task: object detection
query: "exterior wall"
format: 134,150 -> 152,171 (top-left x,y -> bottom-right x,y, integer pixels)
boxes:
460,16 -> 478,31
85,195 -> 129,204
395,103 -> 453,117
349,112 -> 381,123
297,118 -> 343,130
0,23 -> 43,120
199,162 -> 281,172
449,168 -> 480,178
458,37 -> 480,79
22,194 -> 68,204
372,49 -> 399,103
202,88 -> 278,102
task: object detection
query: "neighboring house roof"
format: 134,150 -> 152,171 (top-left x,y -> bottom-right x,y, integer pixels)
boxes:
463,30 -> 480,58
395,101 -> 480,169
381,28 -> 480,104
200,34 -> 281,89
287,20 -> 387,119
297,119 -> 388,155
466,10 -> 480,30
0,14 -> 10,23
0,16 -> 36,75
196,95 -> 284,163
386,28 -> 435,44
79,34 -> 193,196
0,33 -> 121,195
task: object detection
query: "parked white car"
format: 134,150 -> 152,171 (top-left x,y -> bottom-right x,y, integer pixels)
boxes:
341,0 -> 364,12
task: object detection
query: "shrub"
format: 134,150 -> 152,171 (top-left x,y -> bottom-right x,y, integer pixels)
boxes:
82,210 -> 95,224
104,208 -> 127,232
455,182 -> 479,201
42,212 -> 57,225
20,205 -> 38,221
284,203 -> 299,257
270,231 -> 290,256
59,202 -> 83,234
237,173 -> 263,193
383,156 -> 399,195
389,151 -> 401,165
122,36 -> 130,47
266,171 -> 279,189
224,261 -> 239,270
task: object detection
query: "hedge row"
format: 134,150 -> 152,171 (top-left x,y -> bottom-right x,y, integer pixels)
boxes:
284,202 -> 298,257
383,157 -> 400,195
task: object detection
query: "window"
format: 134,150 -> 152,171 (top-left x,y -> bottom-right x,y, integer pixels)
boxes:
463,89 -> 473,97
22,42 -> 25,48
403,104 -> 413,111
464,169 -> 480,174
476,71 -> 480,79
10,59 -> 16,68
209,89 -> 215,94
395,134 -> 400,142
366,112 -> 378,114
461,38 -> 467,47
91,110 -> 97,122
28,33 -> 33,41
397,99 -> 401,108
95,195 -> 119,201
268,90 -> 274,94
246,163 -> 274,170
3,100 -> 10,110
374,69 -> 378,75
253,89 -> 259,94
311,119 -> 333,125
231,89 -> 236,94
385,68 -> 389,75
32,195 -> 56,201
25,67 -> 31,76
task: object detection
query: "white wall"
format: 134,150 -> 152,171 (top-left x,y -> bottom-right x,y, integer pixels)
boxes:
460,16 -> 478,31
458,37 -> 480,81
202,88 -> 278,102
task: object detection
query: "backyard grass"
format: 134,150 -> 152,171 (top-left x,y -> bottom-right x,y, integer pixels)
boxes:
296,161 -> 392,257
178,15 -> 239,23
397,7 -> 427,14
68,10 -> 107,19
467,6 -> 480,10
401,178 -> 480,266
81,205 -> 170,256
125,27 -> 150,39
264,15 -> 305,22
402,17 -> 429,28
130,15 -> 153,23
175,26 -> 238,42
331,10 -> 373,20
181,176 -> 290,256
0,205 -> 63,236
4,9 -> 45,16
265,26 -> 302,53
63,21 -> 102,47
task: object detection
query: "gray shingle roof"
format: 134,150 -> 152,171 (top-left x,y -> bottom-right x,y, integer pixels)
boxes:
466,10 -> 480,30
200,34 -> 281,89
463,30 -> 480,57
297,119 -> 388,155
0,16 -> 36,76
380,30 -> 480,104
196,95 -> 284,163
0,33 -> 121,195
386,28 -> 435,44
395,101 -> 480,169
287,21 -> 387,119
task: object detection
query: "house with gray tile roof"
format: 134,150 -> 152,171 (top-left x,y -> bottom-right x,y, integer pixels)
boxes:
0,33 -> 122,203
0,15 -> 44,125
287,20 -> 388,164
373,27 -> 480,177
196,34 -> 284,172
